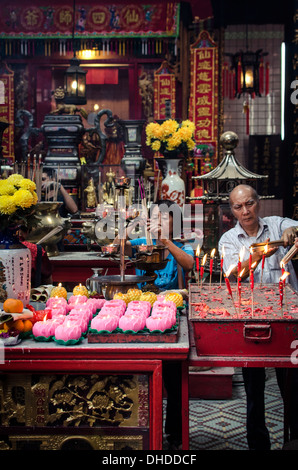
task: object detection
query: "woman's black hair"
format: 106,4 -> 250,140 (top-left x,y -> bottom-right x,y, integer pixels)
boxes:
149,199 -> 182,238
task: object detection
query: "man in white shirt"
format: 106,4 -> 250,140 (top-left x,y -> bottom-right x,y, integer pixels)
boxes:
218,184 -> 298,450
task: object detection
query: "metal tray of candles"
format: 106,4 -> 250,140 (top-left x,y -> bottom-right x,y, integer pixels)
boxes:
188,283 -> 298,358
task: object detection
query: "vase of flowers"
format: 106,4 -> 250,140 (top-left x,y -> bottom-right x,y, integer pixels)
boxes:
145,119 -> 195,206
0,173 -> 39,303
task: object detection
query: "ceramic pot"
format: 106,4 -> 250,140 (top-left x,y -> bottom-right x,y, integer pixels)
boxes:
156,157 -> 185,207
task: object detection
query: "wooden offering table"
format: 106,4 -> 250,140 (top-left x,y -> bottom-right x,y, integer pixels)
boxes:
0,316 -> 189,451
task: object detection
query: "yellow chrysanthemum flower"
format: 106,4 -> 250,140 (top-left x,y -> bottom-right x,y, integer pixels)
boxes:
145,119 -> 195,155
151,140 -> 161,151
7,174 -> 24,187
160,119 -> 179,137
19,178 -> 36,192
31,191 -> 38,205
13,189 -> 34,209
0,195 -> 17,215
0,180 -> 16,196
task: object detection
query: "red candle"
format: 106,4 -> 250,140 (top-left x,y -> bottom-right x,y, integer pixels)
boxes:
250,261 -> 257,290
196,246 -> 201,285
220,245 -> 225,286
249,248 -> 253,271
279,279 -> 283,307
225,275 -> 233,297
200,253 -> 207,284
237,247 -> 245,276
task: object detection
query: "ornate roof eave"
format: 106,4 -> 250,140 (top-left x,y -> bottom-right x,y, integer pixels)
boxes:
193,152 -> 268,180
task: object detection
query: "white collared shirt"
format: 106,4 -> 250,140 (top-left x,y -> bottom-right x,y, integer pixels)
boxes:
218,216 -> 298,291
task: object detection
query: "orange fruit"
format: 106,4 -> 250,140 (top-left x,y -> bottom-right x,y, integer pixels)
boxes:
3,298 -> 24,313
12,319 -> 25,332
23,319 -> 33,332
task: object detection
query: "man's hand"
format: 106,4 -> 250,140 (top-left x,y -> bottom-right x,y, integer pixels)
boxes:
281,227 -> 298,247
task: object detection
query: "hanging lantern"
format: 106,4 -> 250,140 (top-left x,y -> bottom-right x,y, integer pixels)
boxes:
227,49 -> 268,99
64,55 -> 87,105
64,0 -> 87,105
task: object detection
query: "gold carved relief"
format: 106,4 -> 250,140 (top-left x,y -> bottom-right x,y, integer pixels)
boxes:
0,373 -> 149,429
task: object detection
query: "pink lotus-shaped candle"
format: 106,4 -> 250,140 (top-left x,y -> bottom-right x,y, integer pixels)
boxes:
126,305 -> 150,318
106,299 -> 126,311
46,297 -> 68,309
153,300 -> 176,314
127,301 -> 151,317
146,315 -> 173,332
67,314 -> 89,332
32,317 -> 64,338
69,305 -> 93,321
68,295 -> 88,306
49,306 -> 68,317
151,311 -> 176,327
100,301 -> 126,317
118,313 -> 146,332
54,321 -> 82,342
90,313 -> 119,332
86,298 -> 106,313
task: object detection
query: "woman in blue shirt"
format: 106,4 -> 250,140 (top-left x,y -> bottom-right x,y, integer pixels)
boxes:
122,199 -> 194,290
114,199 -> 194,449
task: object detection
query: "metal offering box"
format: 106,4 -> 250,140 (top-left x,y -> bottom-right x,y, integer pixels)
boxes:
189,283 -> 298,359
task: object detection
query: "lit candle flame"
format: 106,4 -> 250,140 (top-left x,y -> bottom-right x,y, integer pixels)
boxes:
210,248 -> 216,258
251,261 -> 257,270
221,245 -> 225,258
196,246 -> 201,257
201,253 -> 207,266
264,244 -> 268,255
225,264 -> 236,277
281,271 -> 290,282
239,268 -> 245,278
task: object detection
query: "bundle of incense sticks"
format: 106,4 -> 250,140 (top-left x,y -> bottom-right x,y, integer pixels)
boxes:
14,153 -> 44,201
138,177 -> 152,245
281,244 -> 298,265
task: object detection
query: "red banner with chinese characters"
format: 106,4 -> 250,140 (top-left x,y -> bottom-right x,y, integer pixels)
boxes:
0,2 -> 180,38
0,63 -> 14,162
154,61 -> 176,119
189,30 -> 219,161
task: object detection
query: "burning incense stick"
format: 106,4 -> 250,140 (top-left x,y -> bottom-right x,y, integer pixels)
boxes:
195,246 -> 201,287
200,253 -> 207,290
260,244 -> 268,286
224,264 -> 238,316
220,245 -> 225,286
237,268 -> 245,315
250,261 -> 257,317
209,248 -> 216,290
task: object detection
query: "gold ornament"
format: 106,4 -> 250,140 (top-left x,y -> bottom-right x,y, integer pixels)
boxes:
113,292 -> 129,304
164,292 -> 183,307
126,288 -> 142,302
50,284 -> 68,299
139,291 -> 157,306
73,284 -> 89,297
